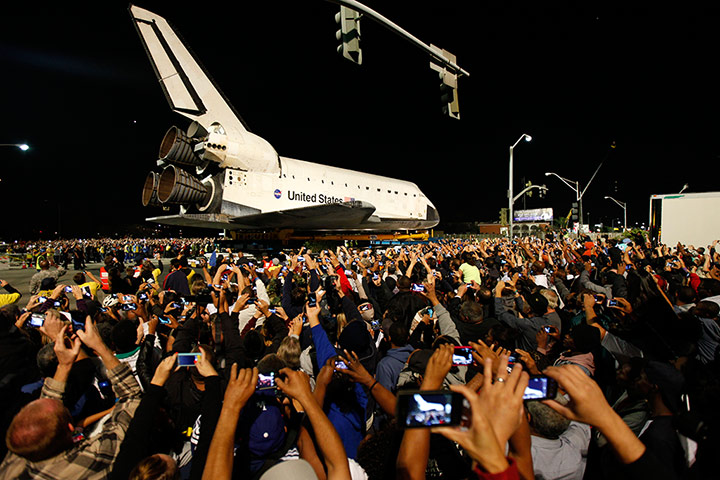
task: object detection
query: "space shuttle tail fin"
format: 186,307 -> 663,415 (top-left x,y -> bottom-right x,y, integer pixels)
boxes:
129,4 -> 247,135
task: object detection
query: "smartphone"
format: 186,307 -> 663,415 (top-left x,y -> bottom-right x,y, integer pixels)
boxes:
370,319 -> 380,331
27,313 -> 45,328
171,302 -> 182,309
138,292 -> 149,301
158,316 -> 171,325
396,390 -> 467,428
177,353 -> 201,367
147,278 -> 155,284
593,295 -> 604,304
607,299 -> 619,307
123,295 -> 133,303
256,268 -> 264,273
64,286 -> 73,293
335,359 -> 349,370
122,303 -> 138,311
523,376 -> 559,401
507,354 -> 517,373
411,283 -> 426,293
543,326 -> 552,333
452,346 -> 474,366
53,300 -> 62,308
308,292 -> 317,308
256,372 -> 276,390
71,318 -> 85,332
37,296 -> 48,303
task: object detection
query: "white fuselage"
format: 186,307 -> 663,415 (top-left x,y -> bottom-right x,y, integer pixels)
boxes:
219,156 -> 437,227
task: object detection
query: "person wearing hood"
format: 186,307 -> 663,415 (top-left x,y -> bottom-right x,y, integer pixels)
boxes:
553,323 -> 601,377
375,321 -> 413,394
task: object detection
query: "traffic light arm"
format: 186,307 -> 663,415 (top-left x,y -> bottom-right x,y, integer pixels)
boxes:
324,0 -> 470,77
512,185 -> 548,203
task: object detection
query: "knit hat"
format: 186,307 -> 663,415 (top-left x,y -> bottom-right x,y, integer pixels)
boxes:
525,292 -> 549,316
338,320 -> 372,356
644,360 -> 684,413
569,323 -> 601,353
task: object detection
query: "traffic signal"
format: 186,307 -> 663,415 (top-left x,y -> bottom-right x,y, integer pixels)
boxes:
499,208 -> 509,225
439,70 -> 460,119
526,180 -> 533,197
335,6 -> 362,64
538,184 -> 547,198
571,202 -> 579,221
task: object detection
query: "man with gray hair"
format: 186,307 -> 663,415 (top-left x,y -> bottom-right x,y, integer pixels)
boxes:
527,397 -> 591,480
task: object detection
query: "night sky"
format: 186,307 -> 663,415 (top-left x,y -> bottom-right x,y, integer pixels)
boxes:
3,1 -> 720,239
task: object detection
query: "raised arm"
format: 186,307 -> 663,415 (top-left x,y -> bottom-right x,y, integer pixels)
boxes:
277,369 -> 352,480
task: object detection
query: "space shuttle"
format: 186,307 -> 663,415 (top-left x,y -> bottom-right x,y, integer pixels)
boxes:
130,5 -> 439,231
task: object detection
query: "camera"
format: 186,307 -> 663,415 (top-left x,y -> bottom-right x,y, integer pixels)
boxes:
26,313 -> 45,328
396,390 -> 467,429
256,372 -> 276,391
177,353 -> 200,367
452,346 -> 473,366
411,283 -> 426,293
523,376 -> 559,401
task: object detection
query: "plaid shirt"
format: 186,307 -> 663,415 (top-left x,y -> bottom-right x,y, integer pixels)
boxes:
0,362 -> 142,480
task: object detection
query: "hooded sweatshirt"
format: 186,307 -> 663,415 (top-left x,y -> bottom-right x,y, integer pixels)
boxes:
375,344 -> 414,393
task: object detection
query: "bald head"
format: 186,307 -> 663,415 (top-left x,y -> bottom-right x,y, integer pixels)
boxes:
39,260 -> 50,270
6,398 -> 74,461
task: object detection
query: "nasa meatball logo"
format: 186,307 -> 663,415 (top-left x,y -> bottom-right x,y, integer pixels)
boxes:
274,189 -> 282,199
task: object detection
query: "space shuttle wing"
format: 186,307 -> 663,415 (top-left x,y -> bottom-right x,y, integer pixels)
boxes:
230,201 -> 378,229
129,5 -> 248,134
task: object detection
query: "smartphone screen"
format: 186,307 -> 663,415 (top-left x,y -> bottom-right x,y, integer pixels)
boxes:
396,390 -> 466,428
177,353 -> 200,367
27,314 -> 45,328
256,372 -> 276,390
452,346 -> 473,366
411,283 -> 426,293
523,376 -> 559,401
158,316 -> 171,325
308,292 -> 317,307
607,299 -> 619,307
335,360 -> 349,370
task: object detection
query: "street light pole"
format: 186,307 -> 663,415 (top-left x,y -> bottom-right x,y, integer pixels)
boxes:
604,196 -> 627,231
508,133 -> 532,237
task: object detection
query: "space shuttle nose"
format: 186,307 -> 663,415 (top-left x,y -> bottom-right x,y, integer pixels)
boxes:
157,165 -> 211,206
159,126 -> 204,167
141,171 -> 162,207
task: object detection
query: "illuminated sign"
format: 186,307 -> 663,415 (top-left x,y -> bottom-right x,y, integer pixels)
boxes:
514,208 -> 553,222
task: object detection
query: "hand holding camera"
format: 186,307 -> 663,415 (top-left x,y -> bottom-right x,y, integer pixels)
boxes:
222,364 -> 258,413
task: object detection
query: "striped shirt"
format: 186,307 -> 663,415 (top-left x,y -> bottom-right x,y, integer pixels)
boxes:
0,363 -> 142,480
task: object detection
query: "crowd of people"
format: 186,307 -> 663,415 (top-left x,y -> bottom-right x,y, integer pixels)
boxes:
1,232 -> 719,479
3,238 -> 218,270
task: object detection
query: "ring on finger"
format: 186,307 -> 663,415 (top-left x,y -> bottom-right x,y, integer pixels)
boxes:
496,377 -> 506,384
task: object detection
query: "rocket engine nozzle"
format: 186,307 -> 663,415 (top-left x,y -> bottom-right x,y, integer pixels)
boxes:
141,171 -> 162,207
159,126 -> 204,167
157,165 -> 211,207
